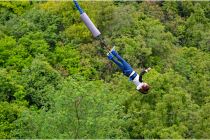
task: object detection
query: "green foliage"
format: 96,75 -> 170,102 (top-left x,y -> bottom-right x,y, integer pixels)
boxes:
0,102 -> 26,138
194,99 -> 210,138
20,56 -> 62,108
0,36 -> 16,66
53,43 -> 81,75
172,47 -> 210,105
15,77 -> 129,138
184,3 -> 210,50
18,32 -> 50,57
0,1 -> 31,18
63,23 -> 91,44
0,1 -> 209,139
0,69 -> 17,102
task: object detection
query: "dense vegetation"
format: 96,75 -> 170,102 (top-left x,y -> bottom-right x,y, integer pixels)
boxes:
0,1 -> 210,139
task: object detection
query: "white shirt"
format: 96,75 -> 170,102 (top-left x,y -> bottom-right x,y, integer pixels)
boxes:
129,71 -> 143,90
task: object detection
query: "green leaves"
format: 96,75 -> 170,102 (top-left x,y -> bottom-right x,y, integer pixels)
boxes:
20,56 -> 62,108
184,3 -> 210,50
14,77 -> 129,138
0,102 -> 26,138
0,1 -> 209,139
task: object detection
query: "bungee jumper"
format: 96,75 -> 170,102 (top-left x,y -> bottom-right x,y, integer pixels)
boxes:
73,0 -> 151,94
107,47 -> 151,93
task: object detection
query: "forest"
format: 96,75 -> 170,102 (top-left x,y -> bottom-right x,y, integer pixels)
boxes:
0,1 -> 210,139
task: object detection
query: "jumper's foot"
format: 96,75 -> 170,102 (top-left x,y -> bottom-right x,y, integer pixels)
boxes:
107,52 -> 114,60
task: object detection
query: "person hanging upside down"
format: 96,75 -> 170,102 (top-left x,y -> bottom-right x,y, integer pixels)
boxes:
107,47 -> 151,94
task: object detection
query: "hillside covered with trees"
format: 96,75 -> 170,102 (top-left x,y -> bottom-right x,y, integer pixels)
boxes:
0,1 -> 210,139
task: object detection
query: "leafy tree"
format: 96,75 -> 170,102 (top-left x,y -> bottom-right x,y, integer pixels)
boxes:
0,1 -> 209,139
18,32 -> 50,57
172,47 -> 210,105
0,1 -> 31,16
14,77 -> 129,138
0,102 -> 26,138
20,56 -> 62,108
184,3 -> 210,50
53,43 -> 81,76
0,36 -> 16,67
0,69 -> 17,102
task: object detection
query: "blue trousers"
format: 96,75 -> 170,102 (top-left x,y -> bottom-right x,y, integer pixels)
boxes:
110,51 -> 133,77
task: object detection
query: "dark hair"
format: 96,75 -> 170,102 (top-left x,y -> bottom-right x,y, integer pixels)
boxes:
139,84 -> 150,94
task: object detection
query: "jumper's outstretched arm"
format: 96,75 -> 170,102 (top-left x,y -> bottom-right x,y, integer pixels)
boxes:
139,67 -> 151,82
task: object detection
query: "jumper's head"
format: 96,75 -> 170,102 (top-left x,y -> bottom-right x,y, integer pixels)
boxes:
138,83 -> 150,94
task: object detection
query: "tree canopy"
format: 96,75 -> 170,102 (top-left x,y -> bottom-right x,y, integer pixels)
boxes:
0,1 -> 210,139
